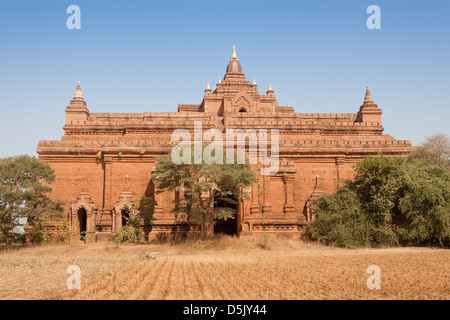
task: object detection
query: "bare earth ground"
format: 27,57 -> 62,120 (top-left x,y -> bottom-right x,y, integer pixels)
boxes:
0,237 -> 448,300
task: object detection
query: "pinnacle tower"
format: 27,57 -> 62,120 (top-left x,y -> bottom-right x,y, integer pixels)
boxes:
74,81 -> 83,100
224,45 -> 244,80
364,85 -> 374,104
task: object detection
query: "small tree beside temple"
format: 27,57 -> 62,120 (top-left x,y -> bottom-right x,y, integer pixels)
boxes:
151,150 -> 256,239
0,155 -> 64,245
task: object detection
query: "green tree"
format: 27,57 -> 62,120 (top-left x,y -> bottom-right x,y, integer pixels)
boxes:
307,154 -> 450,248
152,149 -> 256,239
346,154 -> 403,244
0,155 -> 64,245
396,162 -> 450,246
306,187 -> 374,248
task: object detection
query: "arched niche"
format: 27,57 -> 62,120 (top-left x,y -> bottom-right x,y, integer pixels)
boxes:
70,190 -> 98,237
112,190 -> 135,231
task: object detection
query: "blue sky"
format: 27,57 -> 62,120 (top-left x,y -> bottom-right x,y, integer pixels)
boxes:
0,0 -> 449,157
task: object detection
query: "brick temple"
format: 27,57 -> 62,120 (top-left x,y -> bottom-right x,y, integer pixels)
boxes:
36,46 -> 412,241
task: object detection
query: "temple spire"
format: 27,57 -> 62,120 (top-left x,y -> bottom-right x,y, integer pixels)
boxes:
364,85 -> 374,104
357,84 -> 382,123
267,83 -> 273,94
205,81 -> 211,93
217,77 -> 221,84
231,45 -> 238,60
252,77 -> 257,85
224,44 -> 244,80
65,81 -> 89,125
74,81 -> 83,99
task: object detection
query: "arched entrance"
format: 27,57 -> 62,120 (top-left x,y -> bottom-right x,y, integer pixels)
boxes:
112,190 -> 135,231
77,208 -> 87,240
213,192 -> 238,235
70,189 -> 98,239
121,208 -> 130,227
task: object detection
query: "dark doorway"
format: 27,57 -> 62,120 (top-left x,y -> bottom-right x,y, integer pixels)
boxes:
77,208 -> 87,240
121,208 -> 130,227
213,193 -> 238,235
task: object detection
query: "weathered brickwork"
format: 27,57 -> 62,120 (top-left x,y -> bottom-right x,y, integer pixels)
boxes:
36,46 -> 412,241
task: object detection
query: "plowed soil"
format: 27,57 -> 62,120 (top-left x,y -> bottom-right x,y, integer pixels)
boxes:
0,238 -> 448,300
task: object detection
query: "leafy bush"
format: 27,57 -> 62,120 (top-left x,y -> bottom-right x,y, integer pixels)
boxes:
111,225 -> 140,243
396,162 -> 450,246
306,187 -> 398,248
30,221 -> 50,245
56,224 -> 71,243
257,232 -> 273,250
111,196 -> 155,244
306,154 -> 450,248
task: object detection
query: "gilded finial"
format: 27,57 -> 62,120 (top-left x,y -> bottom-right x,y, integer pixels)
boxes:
231,45 -> 238,59
252,77 -> 256,85
268,83 -> 273,92
205,81 -> 211,91
218,77 -> 221,84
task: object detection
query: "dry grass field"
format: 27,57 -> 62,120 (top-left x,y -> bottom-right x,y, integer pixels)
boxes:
0,236 -> 448,300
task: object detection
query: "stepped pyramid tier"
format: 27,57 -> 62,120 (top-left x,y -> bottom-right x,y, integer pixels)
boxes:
36,46 -> 411,242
